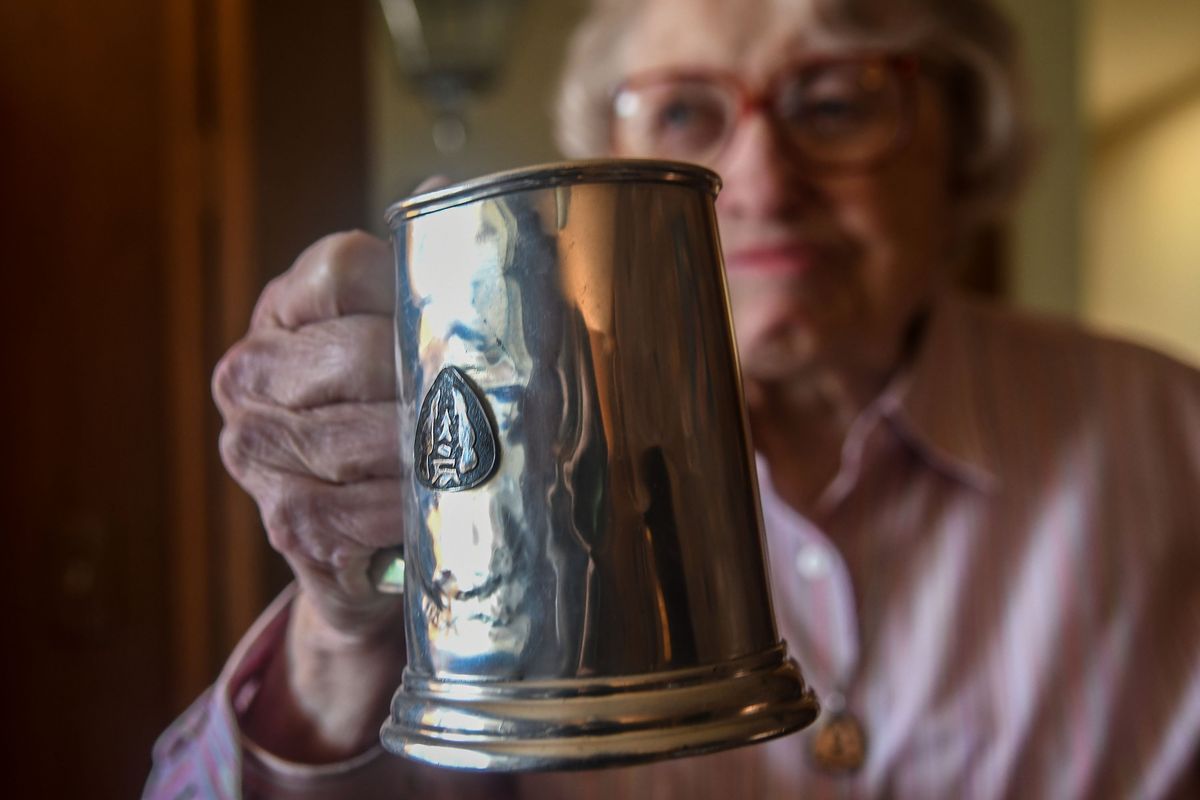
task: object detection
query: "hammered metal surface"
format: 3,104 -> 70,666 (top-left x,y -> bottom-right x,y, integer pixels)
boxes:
382,159 -> 817,770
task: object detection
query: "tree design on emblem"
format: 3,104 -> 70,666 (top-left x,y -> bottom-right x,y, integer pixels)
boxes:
415,366 -> 498,491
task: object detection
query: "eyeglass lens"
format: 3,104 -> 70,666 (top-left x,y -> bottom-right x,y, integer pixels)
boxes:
613,59 -> 908,168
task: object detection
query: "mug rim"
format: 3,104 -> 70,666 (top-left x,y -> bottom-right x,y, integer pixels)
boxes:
385,158 -> 722,226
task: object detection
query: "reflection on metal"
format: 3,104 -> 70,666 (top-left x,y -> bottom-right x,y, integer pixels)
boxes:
369,549 -> 407,594
382,159 -> 818,771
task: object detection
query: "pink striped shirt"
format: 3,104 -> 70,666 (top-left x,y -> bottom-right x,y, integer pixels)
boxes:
146,292 -> 1200,799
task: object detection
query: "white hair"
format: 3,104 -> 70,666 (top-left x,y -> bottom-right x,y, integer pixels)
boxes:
555,0 -> 1035,231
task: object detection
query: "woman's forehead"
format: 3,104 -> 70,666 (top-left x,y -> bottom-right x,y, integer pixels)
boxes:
621,0 -> 861,76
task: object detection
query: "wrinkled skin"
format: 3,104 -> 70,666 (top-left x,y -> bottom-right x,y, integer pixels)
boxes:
213,231 -> 412,760
215,231 -> 404,640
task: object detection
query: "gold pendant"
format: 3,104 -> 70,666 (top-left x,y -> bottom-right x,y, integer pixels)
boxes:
809,711 -> 867,773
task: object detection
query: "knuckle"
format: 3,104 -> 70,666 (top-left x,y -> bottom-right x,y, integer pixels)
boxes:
350,318 -> 399,394
211,349 -> 240,411
324,316 -> 390,369
217,424 -> 246,476
219,411 -> 270,473
249,275 -> 284,327
308,230 -> 386,309
211,340 -> 259,412
299,319 -> 393,403
262,231 -> 389,329
310,231 -> 367,283
320,229 -> 374,257
324,456 -> 356,485
365,315 -> 396,353
309,418 -> 357,483
262,489 -> 306,557
329,457 -> 371,485
326,543 -> 358,571
316,407 -> 397,483
272,483 -> 349,565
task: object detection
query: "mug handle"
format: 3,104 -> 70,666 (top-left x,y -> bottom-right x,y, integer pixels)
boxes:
369,546 -> 406,594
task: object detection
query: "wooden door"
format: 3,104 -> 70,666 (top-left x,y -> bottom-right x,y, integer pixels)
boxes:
0,1 -> 177,794
0,0 -> 367,794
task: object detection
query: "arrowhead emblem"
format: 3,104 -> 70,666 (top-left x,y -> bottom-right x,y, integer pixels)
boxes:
414,366 -> 498,491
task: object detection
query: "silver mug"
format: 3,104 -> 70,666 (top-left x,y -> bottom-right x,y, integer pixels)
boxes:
376,160 -> 818,771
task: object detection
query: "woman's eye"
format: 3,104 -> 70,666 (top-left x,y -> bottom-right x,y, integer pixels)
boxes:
808,97 -> 867,122
776,62 -> 894,134
649,94 -> 725,149
777,90 -> 873,136
658,100 -> 705,129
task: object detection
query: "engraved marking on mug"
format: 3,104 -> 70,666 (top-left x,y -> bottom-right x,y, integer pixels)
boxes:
415,366 -> 498,491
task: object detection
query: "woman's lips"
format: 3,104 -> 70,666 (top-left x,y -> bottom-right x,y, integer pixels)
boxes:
726,242 -> 822,275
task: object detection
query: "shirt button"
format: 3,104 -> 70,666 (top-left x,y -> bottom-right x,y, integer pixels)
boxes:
795,545 -> 832,579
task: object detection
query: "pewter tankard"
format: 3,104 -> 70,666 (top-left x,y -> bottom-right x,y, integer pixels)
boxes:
378,160 -> 818,771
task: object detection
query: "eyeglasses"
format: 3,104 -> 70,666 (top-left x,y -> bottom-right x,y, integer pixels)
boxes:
611,55 -> 919,172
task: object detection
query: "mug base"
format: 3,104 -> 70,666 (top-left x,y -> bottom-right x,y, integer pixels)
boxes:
379,642 -> 819,771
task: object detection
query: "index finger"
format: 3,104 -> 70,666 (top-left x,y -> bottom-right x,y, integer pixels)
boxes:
253,230 -> 394,330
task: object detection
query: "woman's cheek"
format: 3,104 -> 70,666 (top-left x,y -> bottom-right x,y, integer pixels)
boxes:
726,281 -> 819,378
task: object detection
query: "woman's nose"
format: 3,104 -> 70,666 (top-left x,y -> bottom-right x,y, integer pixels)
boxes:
714,113 -> 816,221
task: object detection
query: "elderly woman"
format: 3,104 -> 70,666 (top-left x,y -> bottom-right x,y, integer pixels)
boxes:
146,0 -> 1200,797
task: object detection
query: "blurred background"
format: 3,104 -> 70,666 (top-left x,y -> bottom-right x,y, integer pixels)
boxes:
1,0 -> 1196,795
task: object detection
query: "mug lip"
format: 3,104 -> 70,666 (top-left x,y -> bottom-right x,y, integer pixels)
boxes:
385,158 -> 721,226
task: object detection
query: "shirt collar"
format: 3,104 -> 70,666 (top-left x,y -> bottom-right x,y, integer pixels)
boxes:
876,291 -> 999,493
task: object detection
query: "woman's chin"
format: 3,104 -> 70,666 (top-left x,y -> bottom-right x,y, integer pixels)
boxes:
738,328 -> 820,382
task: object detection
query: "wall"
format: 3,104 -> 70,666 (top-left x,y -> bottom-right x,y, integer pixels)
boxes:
1,1 -> 172,793
1085,90 -> 1200,365
1082,0 -> 1200,365
995,0 -> 1085,317
365,0 -> 584,235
